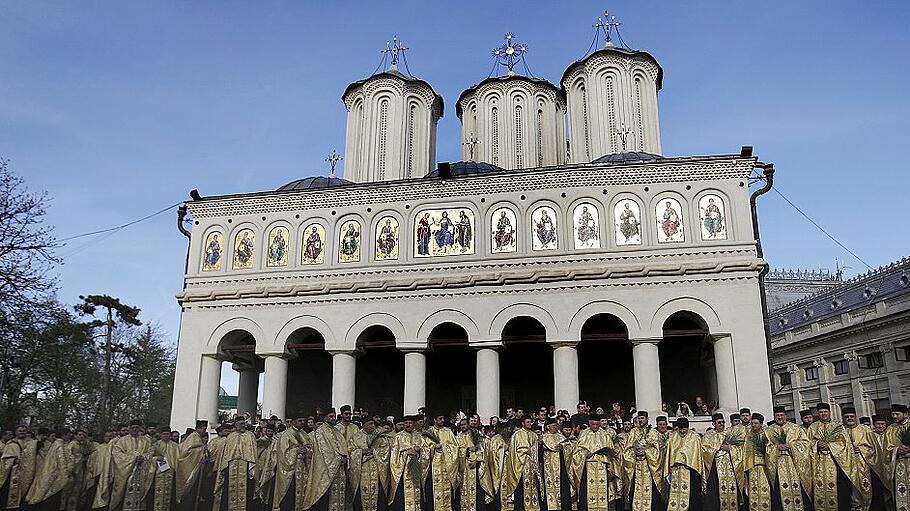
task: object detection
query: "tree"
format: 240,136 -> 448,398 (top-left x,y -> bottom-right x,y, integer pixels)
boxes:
75,295 -> 141,430
0,158 -> 59,324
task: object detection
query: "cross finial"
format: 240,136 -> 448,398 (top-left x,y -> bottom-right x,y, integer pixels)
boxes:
593,10 -> 623,48
463,133 -> 480,162
615,123 -> 634,151
491,32 -> 529,76
381,35 -> 409,72
325,149 -> 343,177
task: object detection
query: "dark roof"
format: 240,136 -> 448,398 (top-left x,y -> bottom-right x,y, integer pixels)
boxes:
591,151 -> 664,164
342,68 -> 444,117
560,47 -> 663,90
424,161 -> 505,179
276,175 -> 353,192
456,75 -> 564,118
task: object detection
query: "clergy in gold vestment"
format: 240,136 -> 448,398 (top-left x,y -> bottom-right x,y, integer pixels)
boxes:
701,414 -> 744,511
27,429 -> 89,511
389,416 -> 427,511
204,427 -> 231,511
806,403 -> 869,511
743,414 -> 772,511
843,408 -> 886,511
662,418 -> 703,511
338,406 -> 362,511
499,418 -> 542,511
424,414 -> 459,511
175,421 -> 209,511
765,409 -> 812,511
867,413 -> 892,511
353,417 -> 390,511
107,421 -> 156,511
302,411 -> 349,511
539,420 -> 566,511
151,430 -> 181,511
86,432 -> 115,510
268,417 -> 313,511
570,415 -> 619,511
0,426 -> 39,510
253,429 -> 274,511
558,423 -> 577,511
455,417 -> 487,511
621,413 -> 663,511
483,428 -> 508,511
65,432 -> 95,511
885,404 -> 910,511
214,419 -> 258,511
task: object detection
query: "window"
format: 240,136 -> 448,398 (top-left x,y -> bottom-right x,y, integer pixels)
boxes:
778,372 -> 791,386
896,345 -> 910,362
833,359 -> 849,375
860,352 -> 884,369
805,366 -> 819,381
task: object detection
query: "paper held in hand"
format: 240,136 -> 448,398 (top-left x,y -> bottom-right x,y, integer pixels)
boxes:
157,458 -> 171,473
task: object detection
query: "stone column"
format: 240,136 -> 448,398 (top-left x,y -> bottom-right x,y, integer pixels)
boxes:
198,355 -> 222,426
631,339 -> 662,413
713,334 -> 738,411
236,366 -> 260,415
553,342 -> 579,413
476,347 -> 500,420
261,355 -> 289,419
332,351 -> 357,410
403,351 -> 426,414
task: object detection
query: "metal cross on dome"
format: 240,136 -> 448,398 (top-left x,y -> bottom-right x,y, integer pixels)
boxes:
492,33 -> 528,76
594,10 -> 623,48
325,149 -> 343,177
381,35 -> 409,68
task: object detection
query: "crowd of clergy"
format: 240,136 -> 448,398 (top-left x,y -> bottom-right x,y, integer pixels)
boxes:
3,400 -> 910,511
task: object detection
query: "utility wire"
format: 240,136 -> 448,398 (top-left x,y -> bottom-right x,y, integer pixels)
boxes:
57,202 -> 182,243
771,186 -> 874,271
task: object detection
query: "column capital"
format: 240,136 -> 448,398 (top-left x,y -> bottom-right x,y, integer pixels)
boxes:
398,341 -> 428,353
710,333 -> 733,342
257,351 -> 294,360
630,337 -> 662,346
551,341 -> 579,349
328,349 -> 361,357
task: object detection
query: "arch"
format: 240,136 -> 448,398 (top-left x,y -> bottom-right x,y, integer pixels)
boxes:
489,302 -> 558,340
371,209 -> 404,262
299,219 -> 329,266
611,193 -> 646,247
275,315 -> 337,351
416,309 -> 481,344
356,325 -> 397,348
207,317 -> 264,352
488,202 -> 520,254
345,312 -> 407,348
529,201 -> 559,251
652,193 -> 687,244
568,300 -> 642,340
569,198 -> 603,250
693,189 -> 732,241
650,297 -> 722,334
229,223 -> 258,270
200,226 -> 226,272
336,216 -> 363,263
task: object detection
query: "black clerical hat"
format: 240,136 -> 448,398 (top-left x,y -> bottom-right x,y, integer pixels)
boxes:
196,420 -> 208,429
842,406 -> 857,415
816,403 -> 830,411
728,414 -> 740,421
588,413 -> 603,421
340,405 -> 351,413
545,418 -> 557,425
637,411 -> 649,418
892,404 -> 908,413
773,405 -> 786,413
751,413 -> 764,423
739,408 -> 751,414
872,414 -> 888,422
711,413 -> 724,421
656,416 -> 668,423
674,418 -> 689,428
799,409 -> 813,418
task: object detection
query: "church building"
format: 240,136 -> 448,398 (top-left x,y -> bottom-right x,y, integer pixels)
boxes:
170,20 -> 775,431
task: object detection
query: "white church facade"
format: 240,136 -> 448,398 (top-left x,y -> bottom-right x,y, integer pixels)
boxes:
170,26 -> 775,431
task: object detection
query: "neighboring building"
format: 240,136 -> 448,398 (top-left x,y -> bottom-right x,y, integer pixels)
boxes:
169,24 -> 775,431
767,257 -> 910,419
764,268 -> 842,312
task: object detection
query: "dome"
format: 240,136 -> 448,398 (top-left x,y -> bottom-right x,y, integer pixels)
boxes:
591,151 -> 664,164
424,161 -> 505,178
277,175 -> 353,191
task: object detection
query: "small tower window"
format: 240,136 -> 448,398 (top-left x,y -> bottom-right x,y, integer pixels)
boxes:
634,78 -> 644,151
537,107 -> 544,167
406,104 -> 417,178
378,99 -> 389,180
606,77 -> 616,152
491,106 -> 500,166
579,84 -> 590,160
514,105 -> 523,169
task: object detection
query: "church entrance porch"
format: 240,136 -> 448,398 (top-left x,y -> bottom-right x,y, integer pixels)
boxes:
286,327 -> 331,418
426,323 -> 476,417
578,313 -> 634,413
659,311 -> 717,416
499,316 -> 553,412
356,325 -> 404,415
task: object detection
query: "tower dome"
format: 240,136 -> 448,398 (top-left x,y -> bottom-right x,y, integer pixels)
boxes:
561,44 -> 663,162
456,33 -> 566,170
342,39 -> 443,183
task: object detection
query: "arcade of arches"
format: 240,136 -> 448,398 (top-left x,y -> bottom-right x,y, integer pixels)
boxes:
204,310 -> 736,422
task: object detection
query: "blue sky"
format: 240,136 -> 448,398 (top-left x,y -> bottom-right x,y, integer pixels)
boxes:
3,1 -> 908,363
